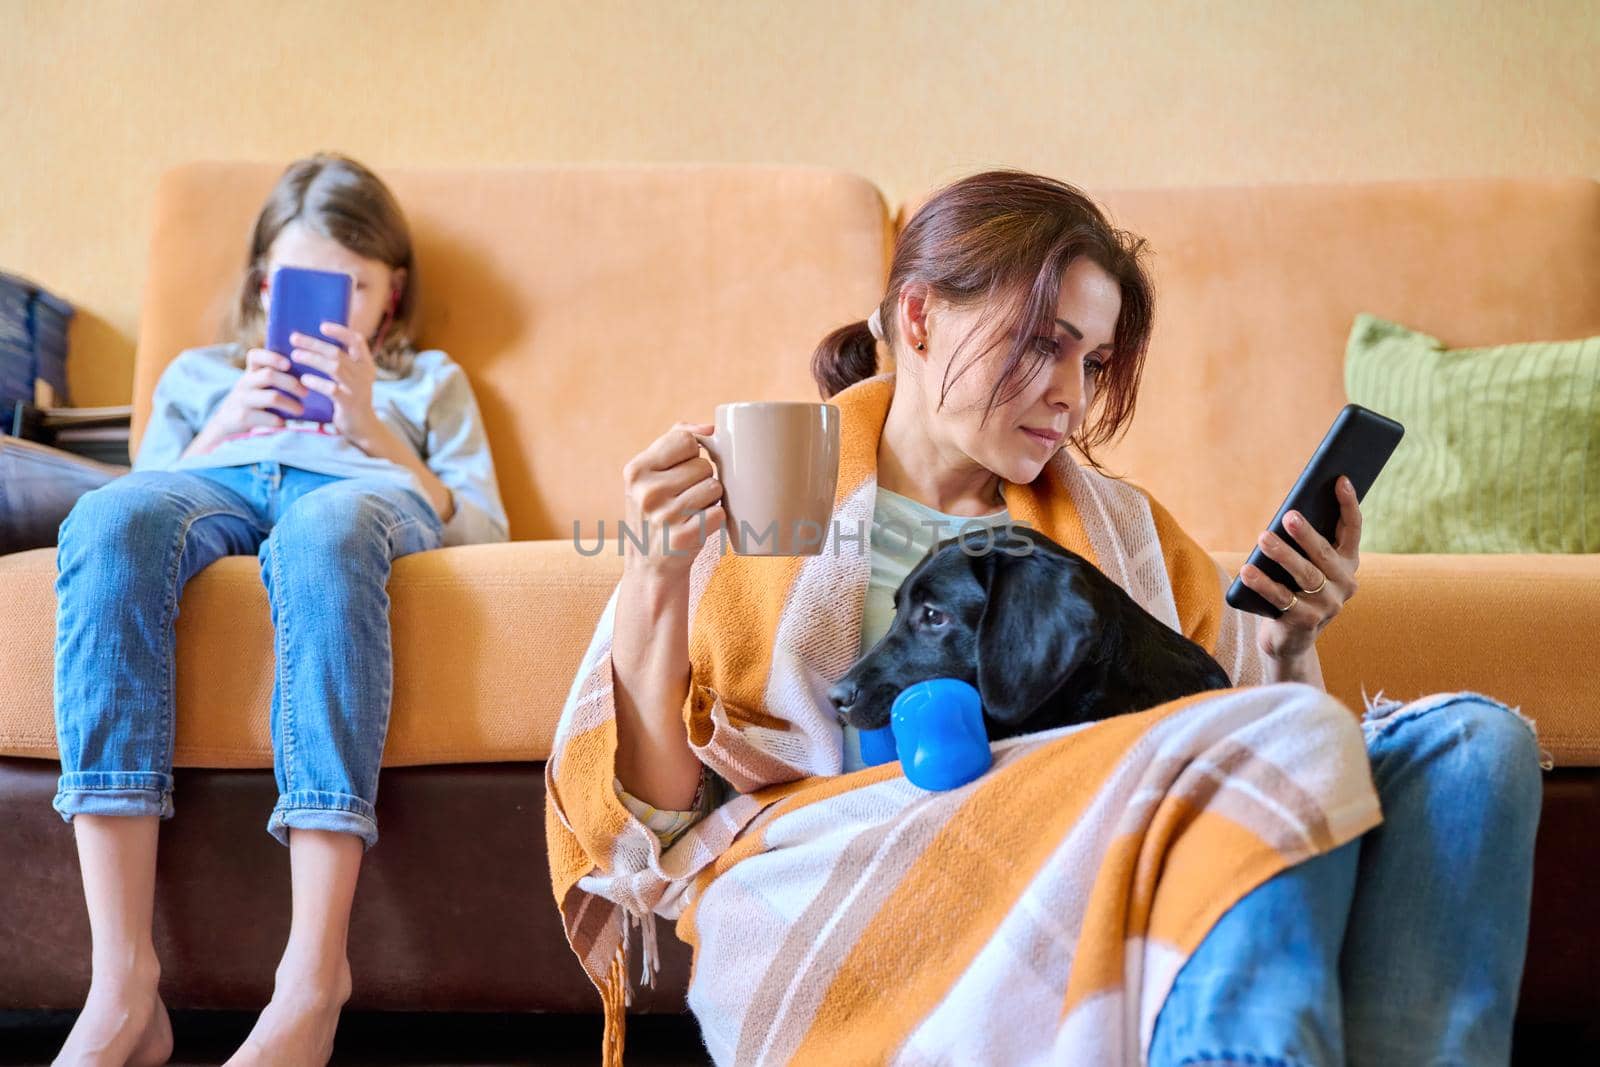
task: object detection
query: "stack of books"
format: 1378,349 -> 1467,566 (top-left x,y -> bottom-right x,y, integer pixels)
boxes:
0,270 -> 72,415
0,272 -> 134,552
31,403 -> 134,463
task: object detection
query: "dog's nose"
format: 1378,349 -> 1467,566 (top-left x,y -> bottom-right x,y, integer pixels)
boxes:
828,680 -> 860,724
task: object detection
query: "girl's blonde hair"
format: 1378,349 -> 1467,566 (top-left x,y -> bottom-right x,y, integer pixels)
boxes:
230,152 -> 419,375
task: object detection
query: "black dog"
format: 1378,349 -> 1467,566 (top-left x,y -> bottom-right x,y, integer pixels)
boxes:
828,525 -> 1231,741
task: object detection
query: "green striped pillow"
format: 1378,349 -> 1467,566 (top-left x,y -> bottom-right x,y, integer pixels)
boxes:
1344,313 -> 1600,553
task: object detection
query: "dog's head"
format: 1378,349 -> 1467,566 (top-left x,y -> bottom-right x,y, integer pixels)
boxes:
828,525 -> 1106,732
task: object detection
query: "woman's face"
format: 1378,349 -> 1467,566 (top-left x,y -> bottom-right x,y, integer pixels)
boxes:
260,220 -> 402,343
908,256 -> 1121,486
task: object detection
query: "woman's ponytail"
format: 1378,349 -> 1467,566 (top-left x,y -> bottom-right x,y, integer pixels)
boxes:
811,318 -> 880,399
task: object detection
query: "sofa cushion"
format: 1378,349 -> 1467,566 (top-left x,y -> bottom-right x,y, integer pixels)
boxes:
0,543 -> 623,768
1212,550 -> 1600,767
7,546 -> 1598,768
1344,312 -> 1600,553
133,163 -> 893,541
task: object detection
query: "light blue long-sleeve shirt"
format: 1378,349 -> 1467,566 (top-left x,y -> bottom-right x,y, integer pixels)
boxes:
135,343 -> 509,546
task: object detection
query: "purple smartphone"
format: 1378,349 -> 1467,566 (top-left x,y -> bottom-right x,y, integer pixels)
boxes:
264,265 -> 352,423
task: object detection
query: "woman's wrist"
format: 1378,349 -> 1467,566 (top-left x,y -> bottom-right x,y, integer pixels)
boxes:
612,561 -> 700,808
1263,646 -> 1324,689
613,567 -> 691,688
621,562 -> 691,612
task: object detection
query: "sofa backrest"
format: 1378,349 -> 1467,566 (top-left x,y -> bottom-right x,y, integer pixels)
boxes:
137,168 -> 1599,550
133,163 -> 892,540
1041,179 -> 1600,550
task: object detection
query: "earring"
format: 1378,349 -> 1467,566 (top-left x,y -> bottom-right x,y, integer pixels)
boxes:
916,341 -> 926,351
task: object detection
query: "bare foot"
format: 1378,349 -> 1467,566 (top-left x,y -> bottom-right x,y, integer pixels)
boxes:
52,968 -> 172,1067
221,961 -> 352,1067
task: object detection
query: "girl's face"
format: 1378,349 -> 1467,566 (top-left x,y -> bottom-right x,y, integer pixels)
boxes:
261,221 -> 403,344
909,256 -> 1122,487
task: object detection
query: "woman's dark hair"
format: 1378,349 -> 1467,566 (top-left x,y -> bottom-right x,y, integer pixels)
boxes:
811,169 -> 1155,474
230,152 -> 419,375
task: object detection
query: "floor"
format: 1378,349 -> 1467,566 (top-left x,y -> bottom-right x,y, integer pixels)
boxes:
0,1011 -> 712,1066
3,1011 -> 1594,1064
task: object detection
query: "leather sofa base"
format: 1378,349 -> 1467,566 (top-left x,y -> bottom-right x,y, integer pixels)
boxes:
1,758 -> 1593,1025
0,758 -> 691,1012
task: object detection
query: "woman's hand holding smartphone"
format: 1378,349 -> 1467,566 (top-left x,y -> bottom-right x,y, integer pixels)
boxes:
1226,402 -> 1404,675
1241,474 -> 1366,664
1227,404 -> 1403,620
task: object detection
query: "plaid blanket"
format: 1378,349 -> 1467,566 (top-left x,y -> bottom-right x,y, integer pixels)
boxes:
545,374 -> 1381,1065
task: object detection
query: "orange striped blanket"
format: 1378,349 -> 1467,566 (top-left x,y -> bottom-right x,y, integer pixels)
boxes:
545,374 -> 1382,1065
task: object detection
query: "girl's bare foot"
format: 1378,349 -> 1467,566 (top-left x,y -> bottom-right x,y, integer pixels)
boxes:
221,959 -> 352,1067
52,960 -> 172,1067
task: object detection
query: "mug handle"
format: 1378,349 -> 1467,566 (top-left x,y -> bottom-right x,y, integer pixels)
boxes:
690,427 -> 730,545
691,427 -> 724,469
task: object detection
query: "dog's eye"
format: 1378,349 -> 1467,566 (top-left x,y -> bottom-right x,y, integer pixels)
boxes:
919,605 -> 948,628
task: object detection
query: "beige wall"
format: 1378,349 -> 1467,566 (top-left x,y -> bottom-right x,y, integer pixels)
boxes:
4,0 -> 1596,406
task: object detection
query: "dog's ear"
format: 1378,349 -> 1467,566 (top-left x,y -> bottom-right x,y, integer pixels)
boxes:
974,544 -> 1097,726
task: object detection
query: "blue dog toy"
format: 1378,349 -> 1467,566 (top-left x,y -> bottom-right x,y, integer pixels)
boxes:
858,678 -> 992,791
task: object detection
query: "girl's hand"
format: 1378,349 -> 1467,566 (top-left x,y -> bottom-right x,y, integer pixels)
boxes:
1240,475 -> 1363,663
290,323 -> 382,448
188,347 -> 308,453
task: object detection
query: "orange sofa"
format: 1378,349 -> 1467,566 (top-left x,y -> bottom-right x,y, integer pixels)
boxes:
1,167 -> 1596,1040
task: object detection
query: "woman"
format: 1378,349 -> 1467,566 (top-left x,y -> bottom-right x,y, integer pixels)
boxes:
546,170 -> 1542,1066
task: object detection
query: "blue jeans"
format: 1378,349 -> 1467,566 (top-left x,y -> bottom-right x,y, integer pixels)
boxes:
52,462 -> 443,849
1148,691 -> 1544,1067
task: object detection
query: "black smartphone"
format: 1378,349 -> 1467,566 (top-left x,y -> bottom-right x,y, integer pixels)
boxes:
1226,403 -> 1405,619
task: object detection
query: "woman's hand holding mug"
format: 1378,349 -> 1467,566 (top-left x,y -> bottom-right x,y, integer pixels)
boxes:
621,421 -> 728,586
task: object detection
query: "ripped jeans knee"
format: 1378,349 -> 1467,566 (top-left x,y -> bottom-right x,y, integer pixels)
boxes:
1357,686 -> 1552,772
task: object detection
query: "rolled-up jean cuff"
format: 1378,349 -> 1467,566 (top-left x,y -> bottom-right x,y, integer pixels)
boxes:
267,789 -> 379,850
52,771 -> 174,821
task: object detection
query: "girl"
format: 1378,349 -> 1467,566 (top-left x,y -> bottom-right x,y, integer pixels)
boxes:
52,153 -> 507,1066
547,170 -> 1542,1065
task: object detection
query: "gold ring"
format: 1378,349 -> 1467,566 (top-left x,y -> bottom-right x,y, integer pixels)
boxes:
1283,593 -> 1298,612
1300,574 -> 1328,596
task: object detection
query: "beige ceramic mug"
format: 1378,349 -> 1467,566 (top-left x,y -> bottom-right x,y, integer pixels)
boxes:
693,402 -> 841,556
